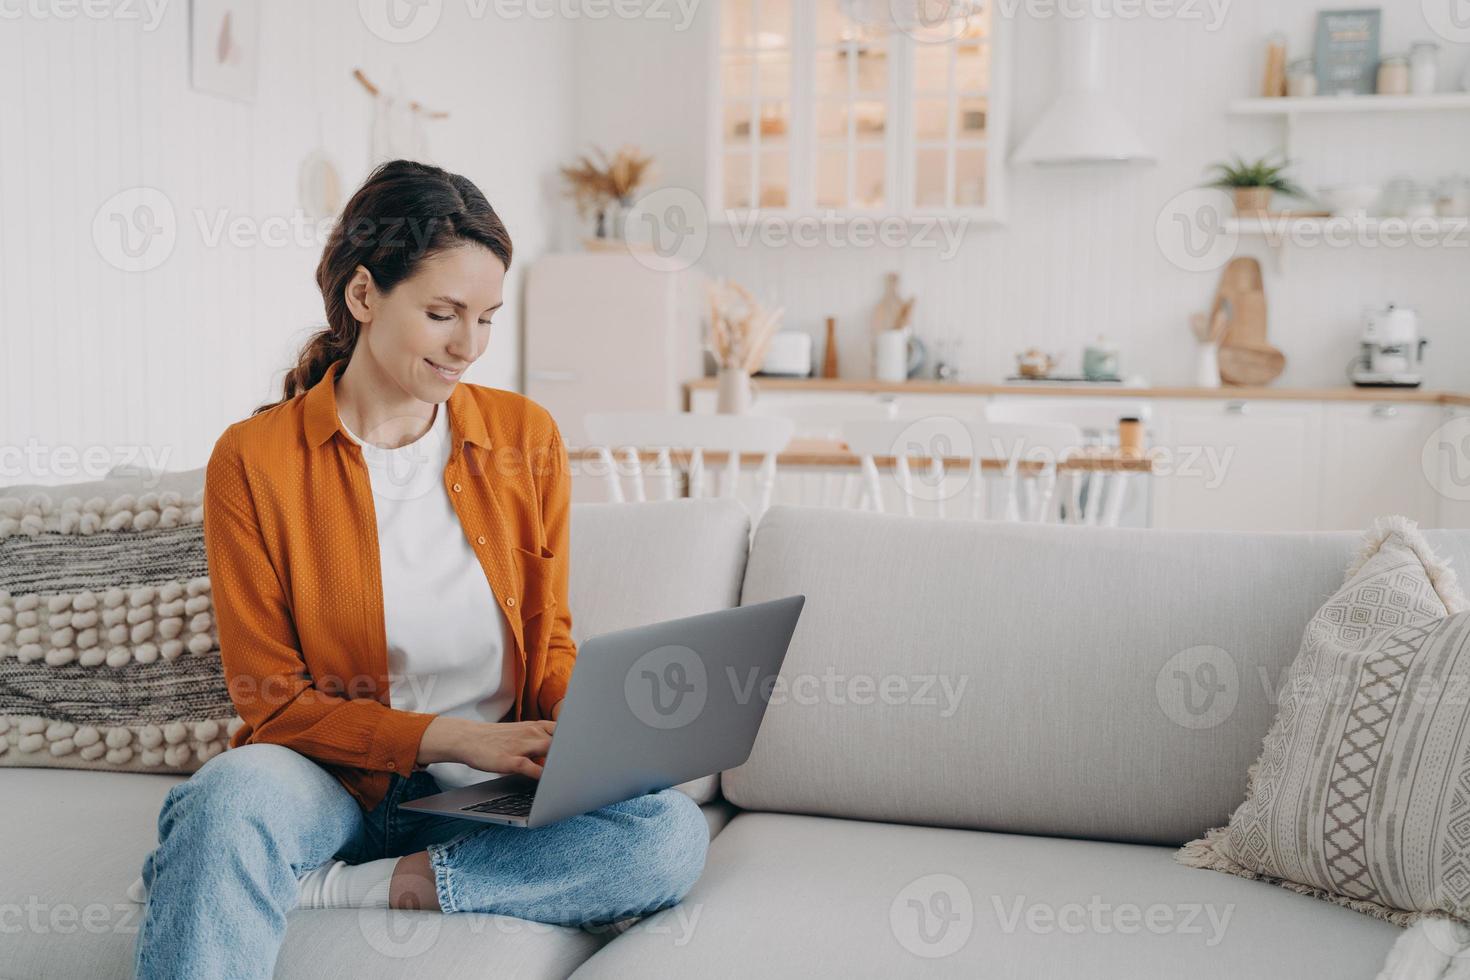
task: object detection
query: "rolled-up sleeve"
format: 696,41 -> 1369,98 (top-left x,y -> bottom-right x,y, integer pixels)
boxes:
204,426 -> 437,774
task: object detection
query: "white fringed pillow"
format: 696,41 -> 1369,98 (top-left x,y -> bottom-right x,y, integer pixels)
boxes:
1177,516 -> 1470,926
0,469 -> 243,773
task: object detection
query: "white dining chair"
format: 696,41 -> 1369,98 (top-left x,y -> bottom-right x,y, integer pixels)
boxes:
581,411 -> 795,523
982,399 -> 1149,526
840,417 -> 1086,523
750,399 -> 899,511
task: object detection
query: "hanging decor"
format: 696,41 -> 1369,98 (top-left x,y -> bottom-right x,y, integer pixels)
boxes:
352,68 -> 449,165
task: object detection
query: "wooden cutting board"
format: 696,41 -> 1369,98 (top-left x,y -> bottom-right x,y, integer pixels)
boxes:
1213,257 -> 1285,386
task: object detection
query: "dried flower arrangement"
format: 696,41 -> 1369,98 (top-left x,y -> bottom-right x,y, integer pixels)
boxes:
558,144 -> 656,236
706,277 -> 785,375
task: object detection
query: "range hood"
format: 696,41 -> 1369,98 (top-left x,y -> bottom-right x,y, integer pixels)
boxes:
1012,15 -> 1153,166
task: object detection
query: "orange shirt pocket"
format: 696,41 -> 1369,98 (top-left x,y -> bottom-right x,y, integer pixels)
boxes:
510,543 -> 557,621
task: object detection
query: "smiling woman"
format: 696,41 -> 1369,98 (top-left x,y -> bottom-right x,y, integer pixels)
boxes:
130,160 -> 710,979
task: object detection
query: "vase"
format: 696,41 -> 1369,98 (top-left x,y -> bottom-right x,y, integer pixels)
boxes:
606,197 -> 632,240
1233,187 -> 1272,219
716,366 -> 752,414
1195,340 -> 1221,388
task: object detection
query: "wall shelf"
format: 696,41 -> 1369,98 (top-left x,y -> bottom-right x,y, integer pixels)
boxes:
1227,93 -> 1470,162
1224,215 -> 1469,272
1228,93 -> 1470,115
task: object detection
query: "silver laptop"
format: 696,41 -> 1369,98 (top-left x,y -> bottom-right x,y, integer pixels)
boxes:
397,594 -> 806,828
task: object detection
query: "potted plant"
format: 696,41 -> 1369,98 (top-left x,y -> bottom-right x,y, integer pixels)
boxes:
1202,154 -> 1308,218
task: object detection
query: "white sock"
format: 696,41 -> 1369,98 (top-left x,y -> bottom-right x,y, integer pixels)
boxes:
126,857 -> 400,910
295,857 -> 399,910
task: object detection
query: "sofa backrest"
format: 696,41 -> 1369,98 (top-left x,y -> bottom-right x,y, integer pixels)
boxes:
721,504 -> 1470,847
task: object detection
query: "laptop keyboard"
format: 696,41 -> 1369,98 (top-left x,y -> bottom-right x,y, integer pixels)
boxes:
461,791 -> 536,817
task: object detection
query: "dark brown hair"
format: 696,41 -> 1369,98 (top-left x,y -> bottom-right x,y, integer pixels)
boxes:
252,159 -> 513,416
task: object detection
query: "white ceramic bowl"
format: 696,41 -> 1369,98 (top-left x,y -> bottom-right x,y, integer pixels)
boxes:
1316,184 -> 1381,217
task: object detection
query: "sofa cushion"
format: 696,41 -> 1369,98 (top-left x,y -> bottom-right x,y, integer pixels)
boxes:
569,811 -> 1401,979
0,766 -> 741,979
724,505 -> 1470,845
1179,518 -> 1470,926
567,499 -> 750,804
0,466 -> 240,774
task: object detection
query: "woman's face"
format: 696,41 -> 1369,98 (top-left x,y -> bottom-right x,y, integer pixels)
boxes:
347,243 -> 506,402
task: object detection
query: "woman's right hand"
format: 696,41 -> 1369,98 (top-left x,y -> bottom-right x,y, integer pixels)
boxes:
416,716 -> 556,780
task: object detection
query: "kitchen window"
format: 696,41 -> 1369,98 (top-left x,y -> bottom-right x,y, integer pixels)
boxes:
710,0 -> 1008,220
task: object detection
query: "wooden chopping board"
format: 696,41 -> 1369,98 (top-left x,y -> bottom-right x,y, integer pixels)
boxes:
1213,257 -> 1285,386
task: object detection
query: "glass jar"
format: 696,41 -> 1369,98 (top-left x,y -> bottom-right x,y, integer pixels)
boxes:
1287,58 -> 1317,97
1378,54 -> 1410,96
1410,42 -> 1439,95
1436,175 -> 1470,218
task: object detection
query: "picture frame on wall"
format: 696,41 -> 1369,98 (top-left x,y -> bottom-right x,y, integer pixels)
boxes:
1313,8 -> 1381,96
190,0 -> 260,103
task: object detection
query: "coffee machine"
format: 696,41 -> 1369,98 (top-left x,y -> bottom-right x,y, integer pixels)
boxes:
1350,303 -> 1428,387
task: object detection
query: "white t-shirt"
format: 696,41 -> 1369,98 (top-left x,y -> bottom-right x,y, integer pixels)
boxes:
338,400 -> 514,789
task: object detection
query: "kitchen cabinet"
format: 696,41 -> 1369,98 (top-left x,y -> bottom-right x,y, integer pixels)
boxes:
1319,403 -> 1440,530
1150,399 -> 1323,532
1435,407 -> 1470,529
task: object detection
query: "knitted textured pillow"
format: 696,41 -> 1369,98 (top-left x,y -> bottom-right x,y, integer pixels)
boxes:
0,469 -> 242,772
1176,516 -> 1470,926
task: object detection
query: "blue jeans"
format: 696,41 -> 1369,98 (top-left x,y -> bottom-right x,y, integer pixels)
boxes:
132,742 -> 709,980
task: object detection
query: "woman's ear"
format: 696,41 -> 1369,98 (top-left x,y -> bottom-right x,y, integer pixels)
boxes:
343,265 -> 376,325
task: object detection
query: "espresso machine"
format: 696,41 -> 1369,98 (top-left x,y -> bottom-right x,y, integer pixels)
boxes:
1350,303 -> 1429,388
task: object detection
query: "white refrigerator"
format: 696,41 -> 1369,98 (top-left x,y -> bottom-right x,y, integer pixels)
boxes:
523,252 -> 707,449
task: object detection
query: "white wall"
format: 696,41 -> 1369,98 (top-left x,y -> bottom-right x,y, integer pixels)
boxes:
0,0 -> 577,480
571,0 -> 1470,392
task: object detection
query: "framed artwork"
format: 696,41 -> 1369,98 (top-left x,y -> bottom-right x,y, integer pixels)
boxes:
190,0 -> 260,103
1313,8 -> 1381,96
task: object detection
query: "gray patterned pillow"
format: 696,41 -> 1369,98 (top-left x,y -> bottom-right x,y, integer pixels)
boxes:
0,468 -> 242,772
1177,516 -> 1470,926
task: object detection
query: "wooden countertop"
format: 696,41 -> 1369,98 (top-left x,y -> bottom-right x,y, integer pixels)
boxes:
684,376 -> 1469,405
569,442 -> 1153,474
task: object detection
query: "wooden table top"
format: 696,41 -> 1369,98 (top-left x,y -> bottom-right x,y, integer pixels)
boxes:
569,439 -> 1154,474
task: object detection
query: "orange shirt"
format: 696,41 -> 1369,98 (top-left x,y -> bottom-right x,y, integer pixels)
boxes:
202,357 -> 575,812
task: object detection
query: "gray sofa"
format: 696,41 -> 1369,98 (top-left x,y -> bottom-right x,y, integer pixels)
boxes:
7,489 -> 1466,978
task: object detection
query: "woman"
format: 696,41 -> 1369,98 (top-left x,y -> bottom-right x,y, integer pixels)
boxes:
131,160 -> 709,979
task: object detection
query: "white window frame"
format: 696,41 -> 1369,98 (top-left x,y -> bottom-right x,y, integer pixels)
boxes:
705,0 -> 1010,224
